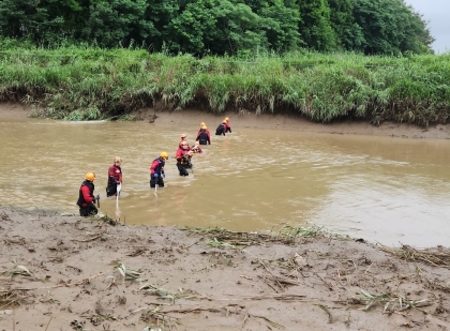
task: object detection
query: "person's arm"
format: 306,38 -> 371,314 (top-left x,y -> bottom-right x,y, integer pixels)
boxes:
117,168 -> 123,183
176,149 -> 183,161
150,160 -> 158,175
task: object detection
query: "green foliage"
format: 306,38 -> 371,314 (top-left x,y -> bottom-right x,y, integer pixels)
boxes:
0,0 -> 65,44
328,0 -> 364,50
352,0 -> 434,55
81,0 -> 157,48
297,0 -> 336,51
0,46 -> 449,126
0,0 -> 435,55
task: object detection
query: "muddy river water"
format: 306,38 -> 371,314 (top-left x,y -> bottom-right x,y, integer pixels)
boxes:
1,116 -> 450,248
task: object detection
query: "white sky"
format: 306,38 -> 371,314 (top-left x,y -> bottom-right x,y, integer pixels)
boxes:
403,0 -> 449,53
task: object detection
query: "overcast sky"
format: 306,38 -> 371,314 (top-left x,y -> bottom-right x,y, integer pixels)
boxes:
403,0 -> 449,53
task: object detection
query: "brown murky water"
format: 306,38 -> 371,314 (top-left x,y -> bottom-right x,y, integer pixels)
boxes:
2,116 -> 450,247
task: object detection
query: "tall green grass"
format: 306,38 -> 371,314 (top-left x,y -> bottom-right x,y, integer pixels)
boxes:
0,42 -> 449,126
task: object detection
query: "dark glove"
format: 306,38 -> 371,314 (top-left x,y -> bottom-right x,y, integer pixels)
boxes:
91,197 -> 96,203
162,173 -> 166,178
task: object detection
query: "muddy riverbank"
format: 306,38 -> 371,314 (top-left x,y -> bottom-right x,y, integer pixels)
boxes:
3,102 -> 450,139
1,207 -> 450,331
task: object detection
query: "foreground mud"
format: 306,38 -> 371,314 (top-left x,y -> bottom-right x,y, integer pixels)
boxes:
1,207 -> 450,331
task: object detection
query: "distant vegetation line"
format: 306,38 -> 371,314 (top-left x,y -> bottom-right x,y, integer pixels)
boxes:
0,45 -> 449,126
0,0 -> 435,56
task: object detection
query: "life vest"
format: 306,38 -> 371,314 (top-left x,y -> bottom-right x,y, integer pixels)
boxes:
76,180 -> 95,207
197,130 -> 208,142
152,157 -> 165,174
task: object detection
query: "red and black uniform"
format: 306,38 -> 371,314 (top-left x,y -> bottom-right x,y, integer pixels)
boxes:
176,148 -> 192,176
76,180 -> 98,217
215,123 -> 226,136
106,164 -> 122,197
150,157 -> 166,188
196,129 -> 211,145
225,121 -> 232,133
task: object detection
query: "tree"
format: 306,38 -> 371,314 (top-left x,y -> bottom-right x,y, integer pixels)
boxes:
297,0 -> 336,51
251,0 -> 300,53
80,0 -> 157,48
328,0 -> 364,50
167,0 -> 269,55
352,0 -> 434,55
0,0 -> 64,42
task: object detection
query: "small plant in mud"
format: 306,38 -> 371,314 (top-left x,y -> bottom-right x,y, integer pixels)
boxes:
1,265 -> 33,278
277,224 -> 325,238
206,237 -> 235,248
0,289 -> 30,309
351,288 -> 431,313
276,224 -> 350,241
98,214 -> 122,226
139,284 -> 177,303
380,244 -> 450,267
114,263 -> 143,282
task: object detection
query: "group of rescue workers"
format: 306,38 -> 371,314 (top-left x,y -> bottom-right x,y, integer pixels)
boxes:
77,118 -> 232,217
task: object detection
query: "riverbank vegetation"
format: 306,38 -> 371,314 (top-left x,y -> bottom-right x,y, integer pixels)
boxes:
0,41 -> 449,126
0,0 -> 446,126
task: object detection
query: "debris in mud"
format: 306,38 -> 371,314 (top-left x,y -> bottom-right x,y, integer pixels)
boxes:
1,207 -> 450,331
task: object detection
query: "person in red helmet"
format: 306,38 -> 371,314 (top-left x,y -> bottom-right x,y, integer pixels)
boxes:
150,152 -> 168,188
215,120 -> 227,136
178,133 -> 189,148
176,141 -> 194,176
76,172 -> 98,217
224,117 -> 232,133
106,156 -> 122,197
196,124 -> 211,145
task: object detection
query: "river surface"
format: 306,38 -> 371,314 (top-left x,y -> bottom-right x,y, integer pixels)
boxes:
1,116 -> 450,248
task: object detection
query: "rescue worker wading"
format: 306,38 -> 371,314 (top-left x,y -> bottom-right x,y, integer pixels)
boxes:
106,156 -> 122,197
196,124 -> 211,145
215,120 -> 227,136
178,133 -> 189,148
176,141 -> 194,176
77,172 -> 98,217
224,117 -> 232,133
150,152 -> 168,188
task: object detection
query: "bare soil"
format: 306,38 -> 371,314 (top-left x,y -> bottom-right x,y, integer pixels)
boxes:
1,207 -> 450,331
2,103 -> 450,331
138,103 -> 450,140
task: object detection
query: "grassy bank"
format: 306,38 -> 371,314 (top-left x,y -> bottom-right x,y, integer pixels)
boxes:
0,43 -> 449,126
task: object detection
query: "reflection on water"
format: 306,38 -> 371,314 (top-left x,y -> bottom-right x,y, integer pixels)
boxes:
1,117 -> 450,248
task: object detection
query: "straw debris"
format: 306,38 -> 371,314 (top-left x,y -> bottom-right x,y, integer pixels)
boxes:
379,244 -> 450,268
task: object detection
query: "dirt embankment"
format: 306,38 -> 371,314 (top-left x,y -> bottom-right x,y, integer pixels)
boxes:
2,101 -> 450,139
139,104 -> 450,140
1,207 -> 450,331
